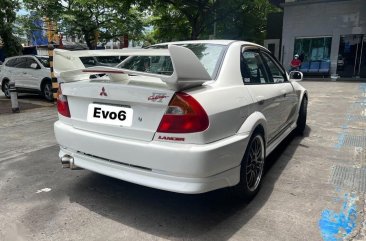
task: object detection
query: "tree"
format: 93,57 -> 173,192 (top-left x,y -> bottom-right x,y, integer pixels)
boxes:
215,0 -> 279,43
0,0 -> 22,56
23,0 -> 145,49
146,0 -> 279,43
149,0 -> 226,40
147,4 -> 191,42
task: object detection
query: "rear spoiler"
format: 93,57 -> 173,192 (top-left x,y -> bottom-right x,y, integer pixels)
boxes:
54,45 -> 212,91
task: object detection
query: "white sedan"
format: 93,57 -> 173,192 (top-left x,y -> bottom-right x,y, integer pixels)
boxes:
54,40 -> 307,199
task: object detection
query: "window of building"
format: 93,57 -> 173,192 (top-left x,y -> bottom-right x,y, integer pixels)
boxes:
294,37 -> 332,62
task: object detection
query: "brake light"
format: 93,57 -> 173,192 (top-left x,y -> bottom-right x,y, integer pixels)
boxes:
157,92 -> 209,133
57,86 -> 71,118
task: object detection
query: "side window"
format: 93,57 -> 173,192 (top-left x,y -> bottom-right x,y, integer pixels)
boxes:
261,52 -> 287,83
14,58 -> 28,68
27,58 -> 38,68
241,50 -> 270,84
5,58 -> 17,67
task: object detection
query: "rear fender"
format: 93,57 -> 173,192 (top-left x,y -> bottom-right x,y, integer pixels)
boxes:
237,111 -> 267,143
293,81 -> 308,115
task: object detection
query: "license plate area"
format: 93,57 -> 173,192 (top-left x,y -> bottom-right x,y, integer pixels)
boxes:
87,103 -> 133,127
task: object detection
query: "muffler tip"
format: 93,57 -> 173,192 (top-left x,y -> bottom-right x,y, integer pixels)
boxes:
61,155 -> 73,169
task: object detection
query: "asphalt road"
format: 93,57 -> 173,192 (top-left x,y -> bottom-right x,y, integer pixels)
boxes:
0,81 -> 365,241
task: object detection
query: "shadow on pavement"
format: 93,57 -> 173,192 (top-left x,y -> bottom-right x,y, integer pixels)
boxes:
66,126 -> 312,240
0,94 -> 53,114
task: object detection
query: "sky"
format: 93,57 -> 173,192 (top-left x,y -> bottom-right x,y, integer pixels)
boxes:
17,9 -> 29,16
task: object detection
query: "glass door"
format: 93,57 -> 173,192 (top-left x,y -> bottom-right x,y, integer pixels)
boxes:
337,34 -> 364,77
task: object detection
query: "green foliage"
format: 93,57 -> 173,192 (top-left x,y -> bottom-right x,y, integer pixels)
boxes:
18,0 -> 279,48
146,0 -> 279,43
214,0 -> 280,43
148,4 -> 191,43
22,0 -> 144,49
0,0 -> 22,56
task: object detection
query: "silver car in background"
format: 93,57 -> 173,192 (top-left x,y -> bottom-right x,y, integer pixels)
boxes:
0,55 -> 53,101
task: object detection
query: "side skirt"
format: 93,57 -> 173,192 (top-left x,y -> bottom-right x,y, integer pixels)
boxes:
266,122 -> 297,157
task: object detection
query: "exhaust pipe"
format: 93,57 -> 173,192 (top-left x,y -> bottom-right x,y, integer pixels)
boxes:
61,155 -> 82,170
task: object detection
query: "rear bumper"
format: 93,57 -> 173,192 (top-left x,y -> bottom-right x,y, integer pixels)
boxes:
54,121 -> 249,194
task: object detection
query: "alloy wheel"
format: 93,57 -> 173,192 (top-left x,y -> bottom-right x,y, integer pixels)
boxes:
245,135 -> 265,192
44,83 -> 53,101
3,81 -> 10,98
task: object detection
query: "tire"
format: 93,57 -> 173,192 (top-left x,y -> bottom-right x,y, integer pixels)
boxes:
296,96 -> 307,135
42,81 -> 53,101
232,131 -> 265,201
2,80 -> 10,99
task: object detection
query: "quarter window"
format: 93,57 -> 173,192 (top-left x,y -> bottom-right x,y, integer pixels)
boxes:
27,58 -> 39,68
241,51 -> 270,84
5,58 -> 18,67
261,52 -> 286,83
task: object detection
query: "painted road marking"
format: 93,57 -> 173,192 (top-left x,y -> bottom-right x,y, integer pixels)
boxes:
36,188 -> 52,194
319,83 -> 366,240
319,193 -> 358,241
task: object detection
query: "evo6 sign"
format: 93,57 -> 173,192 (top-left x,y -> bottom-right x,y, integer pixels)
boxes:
87,103 -> 133,127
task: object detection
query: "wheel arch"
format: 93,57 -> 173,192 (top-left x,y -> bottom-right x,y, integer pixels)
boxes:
1,78 -> 10,92
300,90 -> 308,104
237,111 -> 267,144
40,77 -> 52,91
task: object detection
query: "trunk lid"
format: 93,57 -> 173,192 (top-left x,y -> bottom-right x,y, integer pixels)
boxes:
61,76 -> 175,141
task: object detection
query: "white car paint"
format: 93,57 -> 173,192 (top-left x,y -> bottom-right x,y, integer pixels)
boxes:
54,40 -> 307,195
0,55 -> 52,100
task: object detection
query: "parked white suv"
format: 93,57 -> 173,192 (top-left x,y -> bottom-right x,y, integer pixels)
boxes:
0,55 -> 53,101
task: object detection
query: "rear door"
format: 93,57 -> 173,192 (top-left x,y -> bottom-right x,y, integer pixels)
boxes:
4,58 -> 22,86
12,57 -> 29,88
241,47 -> 285,141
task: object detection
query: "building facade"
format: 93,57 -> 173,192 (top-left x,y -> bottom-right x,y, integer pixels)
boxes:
264,12 -> 284,61
281,0 -> 366,78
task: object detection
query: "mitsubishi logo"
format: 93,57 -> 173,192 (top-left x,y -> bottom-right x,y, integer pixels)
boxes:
100,87 -> 108,96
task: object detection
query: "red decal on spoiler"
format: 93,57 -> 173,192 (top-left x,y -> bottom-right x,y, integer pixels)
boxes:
82,70 -> 125,74
148,93 -> 168,102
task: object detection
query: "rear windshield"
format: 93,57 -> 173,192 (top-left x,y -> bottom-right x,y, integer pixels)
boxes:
118,43 -> 226,78
80,56 -> 125,67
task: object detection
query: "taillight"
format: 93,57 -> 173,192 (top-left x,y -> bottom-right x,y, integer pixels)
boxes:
157,92 -> 209,133
57,85 -> 71,118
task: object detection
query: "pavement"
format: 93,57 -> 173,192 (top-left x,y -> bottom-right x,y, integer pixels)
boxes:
0,93 -> 54,114
0,81 -> 365,241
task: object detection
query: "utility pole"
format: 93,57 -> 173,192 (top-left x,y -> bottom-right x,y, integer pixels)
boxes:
46,18 -> 59,101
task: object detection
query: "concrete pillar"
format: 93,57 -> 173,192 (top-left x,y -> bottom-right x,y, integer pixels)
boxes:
9,82 -> 19,113
330,34 -> 340,76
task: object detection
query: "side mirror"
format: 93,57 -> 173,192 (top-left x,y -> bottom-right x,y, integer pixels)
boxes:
30,63 -> 39,69
289,71 -> 303,82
